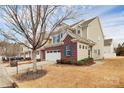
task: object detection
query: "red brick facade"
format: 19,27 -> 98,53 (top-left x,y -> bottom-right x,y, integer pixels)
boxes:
44,35 -> 77,63
61,35 -> 77,64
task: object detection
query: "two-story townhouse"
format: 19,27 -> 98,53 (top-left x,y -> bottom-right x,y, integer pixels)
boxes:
42,17 -> 104,63
20,17 -> 105,63
43,17 -> 104,62
44,29 -> 95,63
71,17 -> 104,59
20,44 -> 32,59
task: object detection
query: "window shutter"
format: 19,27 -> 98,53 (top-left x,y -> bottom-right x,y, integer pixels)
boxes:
70,46 -> 72,64
70,46 -> 72,56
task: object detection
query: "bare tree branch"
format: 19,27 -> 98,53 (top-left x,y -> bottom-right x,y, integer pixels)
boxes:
0,5 -> 82,71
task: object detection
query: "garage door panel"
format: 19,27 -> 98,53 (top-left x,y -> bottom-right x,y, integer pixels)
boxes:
46,50 -> 61,61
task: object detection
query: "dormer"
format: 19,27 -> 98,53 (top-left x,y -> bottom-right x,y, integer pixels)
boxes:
74,26 -> 87,39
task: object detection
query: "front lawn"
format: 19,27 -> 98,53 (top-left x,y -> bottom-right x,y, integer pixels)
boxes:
12,57 -> 124,88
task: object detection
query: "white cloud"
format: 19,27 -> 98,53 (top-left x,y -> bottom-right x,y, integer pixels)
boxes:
101,13 -> 124,38
81,6 -> 117,19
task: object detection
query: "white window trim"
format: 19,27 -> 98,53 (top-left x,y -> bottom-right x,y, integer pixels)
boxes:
66,45 -> 71,56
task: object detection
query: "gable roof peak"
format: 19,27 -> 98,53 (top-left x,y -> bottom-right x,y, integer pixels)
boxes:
71,17 -> 98,27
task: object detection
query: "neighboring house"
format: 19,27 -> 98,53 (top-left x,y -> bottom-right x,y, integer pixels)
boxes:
21,17 -> 105,63
0,48 -> 3,62
20,44 -> 43,60
20,35 -> 51,60
104,39 -> 116,58
20,45 -> 32,59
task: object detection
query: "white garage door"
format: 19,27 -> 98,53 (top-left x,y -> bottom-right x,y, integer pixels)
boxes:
46,50 -> 61,61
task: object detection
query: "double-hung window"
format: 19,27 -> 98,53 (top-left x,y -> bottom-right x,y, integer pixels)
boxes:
60,33 -> 63,38
66,45 -> 71,56
57,35 -> 60,43
77,30 -> 80,34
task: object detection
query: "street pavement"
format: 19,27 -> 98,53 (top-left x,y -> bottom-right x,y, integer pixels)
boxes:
0,63 -> 14,88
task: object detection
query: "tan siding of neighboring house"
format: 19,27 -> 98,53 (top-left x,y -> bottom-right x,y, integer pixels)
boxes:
104,42 -> 116,58
20,39 -> 51,60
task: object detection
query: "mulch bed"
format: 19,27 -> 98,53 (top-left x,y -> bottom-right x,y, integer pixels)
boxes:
13,69 -> 47,82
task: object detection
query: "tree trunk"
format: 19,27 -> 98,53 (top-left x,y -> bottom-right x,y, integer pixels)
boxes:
32,50 -> 37,72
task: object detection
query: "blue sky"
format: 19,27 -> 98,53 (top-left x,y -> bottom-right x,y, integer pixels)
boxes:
0,5 -> 124,47
66,5 -> 124,47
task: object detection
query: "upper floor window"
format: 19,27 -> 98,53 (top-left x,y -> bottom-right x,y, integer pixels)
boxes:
53,34 -> 61,43
77,30 -> 80,34
60,33 -> 63,38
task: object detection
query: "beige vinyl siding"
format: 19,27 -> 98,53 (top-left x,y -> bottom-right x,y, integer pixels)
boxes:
87,18 -> 104,59
75,27 -> 87,39
81,27 -> 87,39
77,42 -> 88,61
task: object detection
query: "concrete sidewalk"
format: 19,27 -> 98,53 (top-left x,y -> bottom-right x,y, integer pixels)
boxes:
0,63 -> 14,88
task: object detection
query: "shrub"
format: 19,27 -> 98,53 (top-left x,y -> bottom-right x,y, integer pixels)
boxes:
16,57 -> 24,61
88,58 -> 94,62
25,57 -> 31,61
56,59 -> 73,64
56,60 -> 61,64
36,59 -> 41,62
76,60 -> 85,65
76,58 -> 94,66
56,58 -> 94,66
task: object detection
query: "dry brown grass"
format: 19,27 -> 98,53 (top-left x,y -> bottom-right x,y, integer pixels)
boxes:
13,57 -> 124,88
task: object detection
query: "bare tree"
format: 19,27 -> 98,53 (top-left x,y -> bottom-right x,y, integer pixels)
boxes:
0,5 -> 80,72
